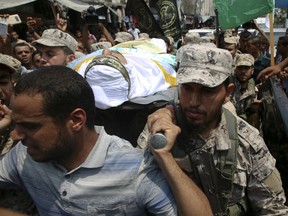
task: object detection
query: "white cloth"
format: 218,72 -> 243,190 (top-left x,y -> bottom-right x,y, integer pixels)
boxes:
85,65 -> 129,109
69,48 -> 176,109
77,53 -> 175,109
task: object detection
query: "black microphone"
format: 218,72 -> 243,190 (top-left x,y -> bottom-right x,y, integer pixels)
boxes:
149,133 -> 167,149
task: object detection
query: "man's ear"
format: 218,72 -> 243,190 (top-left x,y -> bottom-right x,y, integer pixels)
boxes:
225,83 -> 235,103
67,53 -> 76,63
68,108 -> 86,131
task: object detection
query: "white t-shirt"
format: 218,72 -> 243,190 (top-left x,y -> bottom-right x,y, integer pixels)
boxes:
128,28 -> 140,40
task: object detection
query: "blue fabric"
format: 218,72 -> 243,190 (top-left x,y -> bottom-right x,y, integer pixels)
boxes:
275,0 -> 288,8
0,126 -> 177,216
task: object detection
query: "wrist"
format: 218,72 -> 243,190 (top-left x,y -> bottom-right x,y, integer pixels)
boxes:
151,149 -> 174,164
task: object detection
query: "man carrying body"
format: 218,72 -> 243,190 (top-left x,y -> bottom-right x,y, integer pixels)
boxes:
0,66 -> 211,216
139,44 -> 288,215
31,29 -> 77,66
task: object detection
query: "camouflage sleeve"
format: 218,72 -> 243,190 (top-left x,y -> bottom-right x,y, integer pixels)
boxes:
240,134 -> 288,215
137,123 -> 149,149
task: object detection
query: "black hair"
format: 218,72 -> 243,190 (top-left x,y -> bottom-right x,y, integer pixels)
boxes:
32,49 -> 41,61
247,35 -> 261,45
12,42 -> 31,54
279,36 -> 288,47
239,30 -> 252,40
14,66 -> 96,129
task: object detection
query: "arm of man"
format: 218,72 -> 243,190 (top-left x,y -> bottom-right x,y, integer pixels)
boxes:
97,23 -> 115,46
253,19 -> 269,42
257,57 -> 288,80
0,208 -> 26,216
147,106 -> 213,216
26,17 -> 41,40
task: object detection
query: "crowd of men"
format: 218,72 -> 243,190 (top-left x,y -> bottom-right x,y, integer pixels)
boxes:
0,11 -> 288,216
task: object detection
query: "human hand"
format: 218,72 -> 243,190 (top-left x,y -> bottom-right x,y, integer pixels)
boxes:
147,105 -> 181,155
0,103 -> 12,133
257,64 -> 282,81
56,13 -> 67,32
26,17 -> 36,32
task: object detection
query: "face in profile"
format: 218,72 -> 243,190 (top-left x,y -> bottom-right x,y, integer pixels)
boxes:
0,65 -> 14,106
11,92 -> 76,164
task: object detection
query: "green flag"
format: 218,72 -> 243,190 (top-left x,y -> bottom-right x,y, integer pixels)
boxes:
214,0 -> 274,30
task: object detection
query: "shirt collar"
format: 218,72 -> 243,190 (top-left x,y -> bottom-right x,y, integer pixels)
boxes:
81,126 -> 111,169
65,126 -> 111,175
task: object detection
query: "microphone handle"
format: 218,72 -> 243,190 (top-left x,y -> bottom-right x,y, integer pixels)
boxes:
149,133 -> 167,149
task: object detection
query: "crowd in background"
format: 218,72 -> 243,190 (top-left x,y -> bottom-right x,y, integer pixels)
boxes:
0,11 -> 288,216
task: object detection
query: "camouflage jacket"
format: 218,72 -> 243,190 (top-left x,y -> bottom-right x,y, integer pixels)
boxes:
231,78 -> 257,120
138,109 -> 288,215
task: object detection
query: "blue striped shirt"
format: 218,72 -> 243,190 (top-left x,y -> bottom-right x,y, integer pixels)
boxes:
0,126 -> 177,216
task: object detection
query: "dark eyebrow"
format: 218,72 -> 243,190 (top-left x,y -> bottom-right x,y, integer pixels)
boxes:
14,121 -> 42,130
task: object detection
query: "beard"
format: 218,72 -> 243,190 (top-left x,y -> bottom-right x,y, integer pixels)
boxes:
179,104 -> 223,138
28,127 -> 76,165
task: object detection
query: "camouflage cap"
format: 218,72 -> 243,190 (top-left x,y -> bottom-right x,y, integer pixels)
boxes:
32,29 -> 77,53
185,32 -> 200,44
0,53 -> 21,73
139,33 -> 149,39
224,29 -> 235,38
114,32 -> 133,43
177,44 -> 233,87
224,36 -> 238,44
199,36 -> 212,43
91,41 -> 112,52
235,53 -> 254,67
205,32 -> 215,40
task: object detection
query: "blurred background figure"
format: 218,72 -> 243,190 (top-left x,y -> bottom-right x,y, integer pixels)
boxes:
128,23 -> 140,40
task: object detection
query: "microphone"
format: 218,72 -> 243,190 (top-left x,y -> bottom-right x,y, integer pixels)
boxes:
149,132 -> 167,149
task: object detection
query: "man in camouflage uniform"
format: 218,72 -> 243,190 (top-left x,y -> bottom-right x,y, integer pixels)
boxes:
31,28 -> 77,67
139,44 -> 288,215
231,54 -> 261,129
0,54 -> 38,215
223,36 -> 240,69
